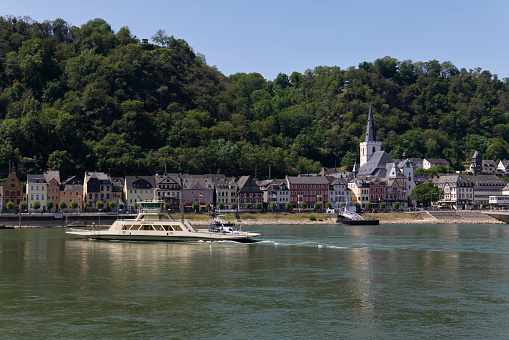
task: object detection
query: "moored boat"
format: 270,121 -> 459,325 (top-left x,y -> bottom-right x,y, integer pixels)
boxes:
0,224 -> 16,229
65,200 -> 261,243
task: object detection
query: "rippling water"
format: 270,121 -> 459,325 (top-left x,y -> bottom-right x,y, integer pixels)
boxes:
1,224 -> 509,339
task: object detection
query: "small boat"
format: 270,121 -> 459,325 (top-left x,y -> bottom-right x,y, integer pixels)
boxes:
0,224 -> 15,229
209,214 -> 236,228
66,200 -> 261,243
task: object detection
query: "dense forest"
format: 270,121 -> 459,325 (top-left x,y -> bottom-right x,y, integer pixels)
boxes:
1,16 -> 509,180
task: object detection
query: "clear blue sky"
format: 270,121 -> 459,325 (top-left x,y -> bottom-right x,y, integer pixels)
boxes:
4,0 -> 508,80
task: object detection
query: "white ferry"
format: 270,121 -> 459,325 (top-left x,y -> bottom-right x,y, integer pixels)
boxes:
66,201 -> 261,243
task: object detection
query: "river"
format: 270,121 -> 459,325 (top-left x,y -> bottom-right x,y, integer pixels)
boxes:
1,224 -> 509,339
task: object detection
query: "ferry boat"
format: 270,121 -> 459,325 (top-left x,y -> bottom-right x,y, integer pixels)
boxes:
66,201 -> 262,243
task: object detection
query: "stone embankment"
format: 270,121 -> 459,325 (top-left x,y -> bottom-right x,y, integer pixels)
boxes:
1,211 -> 504,228
379,211 -> 503,224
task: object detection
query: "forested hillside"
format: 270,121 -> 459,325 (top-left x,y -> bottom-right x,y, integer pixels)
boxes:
1,16 -> 509,180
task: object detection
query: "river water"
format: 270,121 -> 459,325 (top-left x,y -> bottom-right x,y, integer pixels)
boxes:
1,224 -> 509,339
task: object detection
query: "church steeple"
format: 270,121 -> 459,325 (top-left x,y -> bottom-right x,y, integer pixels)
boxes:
359,102 -> 382,167
365,102 -> 376,142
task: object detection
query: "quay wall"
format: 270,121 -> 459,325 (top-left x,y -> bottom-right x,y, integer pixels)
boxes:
0,213 -> 134,227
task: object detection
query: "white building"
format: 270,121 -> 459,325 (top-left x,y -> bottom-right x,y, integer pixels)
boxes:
26,174 -> 47,211
423,158 -> 450,169
328,178 -> 351,209
497,160 -> 509,174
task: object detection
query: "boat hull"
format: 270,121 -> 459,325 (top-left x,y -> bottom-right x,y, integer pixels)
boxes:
340,219 -> 379,225
66,230 -> 261,243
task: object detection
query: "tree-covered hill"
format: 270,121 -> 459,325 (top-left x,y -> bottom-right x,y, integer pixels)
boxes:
1,16 -> 508,180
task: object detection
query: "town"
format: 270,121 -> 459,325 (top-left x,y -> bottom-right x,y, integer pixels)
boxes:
2,106 -> 509,214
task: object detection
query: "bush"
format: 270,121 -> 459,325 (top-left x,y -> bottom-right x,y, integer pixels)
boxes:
308,214 -> 316,221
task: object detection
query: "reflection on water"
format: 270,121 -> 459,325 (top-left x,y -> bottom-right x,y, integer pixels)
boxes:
1,224 -> 509,338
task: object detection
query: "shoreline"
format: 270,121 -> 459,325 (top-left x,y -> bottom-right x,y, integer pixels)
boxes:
2,212 -> 505,228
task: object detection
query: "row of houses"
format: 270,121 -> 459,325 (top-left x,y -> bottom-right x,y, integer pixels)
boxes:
0,170 -> 354,213
3,164 -> 509,213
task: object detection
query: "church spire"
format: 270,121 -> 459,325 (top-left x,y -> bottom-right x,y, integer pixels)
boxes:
365,102 -> 376,142
359,102 -> 382,167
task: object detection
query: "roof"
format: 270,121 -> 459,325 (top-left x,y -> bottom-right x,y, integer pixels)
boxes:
62,184 -> 83,191
85,172 -> 111,182
182,176 -> 214,190
237,175 -> 263,193
356,151 -> 394,177
482,160 -> 496,167
44,170 -> 60,183
27,174 -> 45,183
397,158 -> 414,169
365,103 -> 376,142
154,173 -> 182,185
61,175 -> 83,185
214,176 -> 237,189
424,158 -> 450,165
471,151 -> 482,161
285,175 -> 330,185
125,175 -> 156,190
327,176 -> 349,186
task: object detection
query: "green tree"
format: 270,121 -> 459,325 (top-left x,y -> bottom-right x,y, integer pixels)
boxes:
134,202 -> 139,211
59,201 -> 67,210
245,202 -> 252,209
285,202 -> 293,211
84,202 -> 91,212
231,202 -> 238,210
270,202 -> 277,211
119,203 -> 124,210
206,202 -> 211,211
255,202 -> 263,210
410,183 -> 444,208
20,201 -> 28,212
33,200 -> 41,212
380,202 -> 387,210
71,200 -> 79,211
300,202 -> 308,209
46,200 -> 54,212
314,202 -> 321,211
95,200 -> 104,210
192,202 -> 199,212
165,202 -> 171,211
218,202 -> 225,210
367,202 -> 373,210
325,202 -> 332,209
393,202 -> 400,210
6,201 -> 14,212
108,201 -> 116,211
151,29 -> 172,47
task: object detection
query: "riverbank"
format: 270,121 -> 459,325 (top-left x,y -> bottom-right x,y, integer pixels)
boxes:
1,211 -> 504,228
188,211 -> 504,225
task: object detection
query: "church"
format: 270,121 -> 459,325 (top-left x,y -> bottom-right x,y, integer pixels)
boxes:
348,104 -> 417,209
